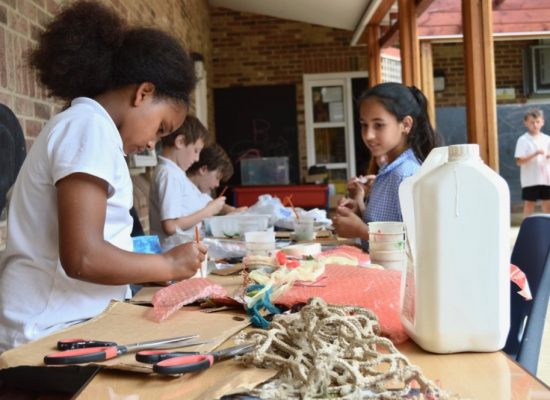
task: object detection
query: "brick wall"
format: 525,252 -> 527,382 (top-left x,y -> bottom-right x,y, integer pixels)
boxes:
0,0 -> 212,248
432,40 -> 535,107
209,6 -> 369,180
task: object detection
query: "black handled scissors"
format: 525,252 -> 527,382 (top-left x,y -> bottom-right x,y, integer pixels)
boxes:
57,338 -> 118,351
144,343 -> 256,375
44,335 -> 200,365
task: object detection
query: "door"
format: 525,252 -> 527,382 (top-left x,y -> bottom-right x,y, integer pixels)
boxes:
303,73 -> 367,195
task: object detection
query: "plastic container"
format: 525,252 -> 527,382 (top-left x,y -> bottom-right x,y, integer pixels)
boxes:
244,231 -> 276,256
204,214 -> 271,238
399,144 -> 510,353
370,250 -> 405,271
292,217 -> 316,241
240,157 -> 289,185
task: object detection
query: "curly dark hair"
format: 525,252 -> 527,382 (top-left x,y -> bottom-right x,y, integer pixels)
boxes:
187,143 -> 234,182
28,0 -> 196,103
358,82 -> 441,162
161,115 -> 210,148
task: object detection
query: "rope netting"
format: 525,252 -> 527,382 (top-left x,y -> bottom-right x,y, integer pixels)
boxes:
237,297 -> 462,399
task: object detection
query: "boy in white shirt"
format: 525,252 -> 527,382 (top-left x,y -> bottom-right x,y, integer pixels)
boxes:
187,143 -> 247,215
149,116 -> 226,242
514,108 -> 550,217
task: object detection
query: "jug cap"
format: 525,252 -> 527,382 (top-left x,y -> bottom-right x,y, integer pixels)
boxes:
448,144 -> 480,162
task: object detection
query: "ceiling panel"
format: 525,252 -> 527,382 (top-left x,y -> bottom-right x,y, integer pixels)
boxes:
208,0 -> 372,31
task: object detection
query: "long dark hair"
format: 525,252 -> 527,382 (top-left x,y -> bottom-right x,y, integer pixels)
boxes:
358,82 -> 440,162
28,1 -> 196,104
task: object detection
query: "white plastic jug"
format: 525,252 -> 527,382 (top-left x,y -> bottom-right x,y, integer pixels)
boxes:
399,144 -> 510,353
399,146 -> 448,263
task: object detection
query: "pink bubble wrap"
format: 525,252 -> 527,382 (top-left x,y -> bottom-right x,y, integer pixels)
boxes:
274,264 -> 408,344
151,278 -> 229,322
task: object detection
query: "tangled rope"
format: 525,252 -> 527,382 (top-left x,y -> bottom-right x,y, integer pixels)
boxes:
237,297 -> 460,399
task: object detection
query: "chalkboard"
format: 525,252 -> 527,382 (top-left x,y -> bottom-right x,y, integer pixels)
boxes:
213,85 -> 299,186
435,103 -> 550,205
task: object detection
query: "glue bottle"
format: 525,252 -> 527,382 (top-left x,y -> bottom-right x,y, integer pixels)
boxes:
399,144 -> 510,353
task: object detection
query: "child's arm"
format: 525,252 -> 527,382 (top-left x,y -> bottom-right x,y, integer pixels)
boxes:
57,174 -> 206,284
516,148 -> 545,166
161,196 -> 226,236
331,206 -> 369,240
220,204 -> 248,215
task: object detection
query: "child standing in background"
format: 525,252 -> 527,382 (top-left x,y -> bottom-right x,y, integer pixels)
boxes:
149,116 -> 226,242
332,82 -> 440,248
514,108 -> 550,217
187,143 -> 247,215
0,1 -> 206,351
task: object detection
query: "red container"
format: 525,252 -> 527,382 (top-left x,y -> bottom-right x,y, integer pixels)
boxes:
232,184 -> 328,209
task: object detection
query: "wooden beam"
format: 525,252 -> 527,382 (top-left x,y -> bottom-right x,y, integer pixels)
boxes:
367,25 -> 382,87
462,0 -> 499,170
370,0 -> 395,25
420,41 -> 436,128
380,0 -> 436,48
398,0 -> 421,87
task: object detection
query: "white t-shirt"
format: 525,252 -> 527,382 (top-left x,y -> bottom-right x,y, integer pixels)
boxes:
149,156 -> 211,241
514,132 -> 550,187
0,97 -> 133,351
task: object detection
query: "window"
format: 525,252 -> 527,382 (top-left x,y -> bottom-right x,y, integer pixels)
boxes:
532,45 -> 550,93
524,44 -> 550,96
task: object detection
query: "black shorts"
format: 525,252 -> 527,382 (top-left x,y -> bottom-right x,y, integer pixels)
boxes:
522,185 -> 550,201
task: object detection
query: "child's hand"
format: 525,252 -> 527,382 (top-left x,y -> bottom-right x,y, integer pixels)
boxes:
337,197 -> 360,216
228,206 -> 248,214
166,242 -> 208,280
206,197 -> 226,215
331,206 -> 369,239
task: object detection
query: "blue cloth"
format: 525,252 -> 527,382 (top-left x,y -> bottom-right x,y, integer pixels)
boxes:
132,235 -> 162,254
362,148 -> 420,249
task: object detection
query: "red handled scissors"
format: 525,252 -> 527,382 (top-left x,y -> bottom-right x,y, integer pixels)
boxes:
138,343 -> 256,375
44,335 -> 201,365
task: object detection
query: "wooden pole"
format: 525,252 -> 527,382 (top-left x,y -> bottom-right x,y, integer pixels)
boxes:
367,25 -> 382,88
420,41 -> 436,128
398,0 -> 422,87
462,0 -> 499,171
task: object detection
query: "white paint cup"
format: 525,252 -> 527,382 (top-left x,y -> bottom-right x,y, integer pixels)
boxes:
292,217 -> 316,241
244,231 -> 276,256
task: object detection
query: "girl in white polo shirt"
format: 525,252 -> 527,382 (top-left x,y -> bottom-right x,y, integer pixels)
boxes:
0,1 -> 206,351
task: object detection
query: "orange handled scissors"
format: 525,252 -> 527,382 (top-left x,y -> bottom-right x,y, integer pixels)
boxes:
44,335 -> 200,365
141,343 -> 256,375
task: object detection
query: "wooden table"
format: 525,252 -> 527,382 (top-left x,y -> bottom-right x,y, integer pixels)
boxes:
72,275 -> 550,399
2,274 -> 548,399
75,342 -> 550,399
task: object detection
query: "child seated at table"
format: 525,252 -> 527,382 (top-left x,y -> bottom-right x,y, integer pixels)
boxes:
0,1 -> 206,351
332,82 -> 440,249
149,116 -> 227,242
187,143 -> 247,215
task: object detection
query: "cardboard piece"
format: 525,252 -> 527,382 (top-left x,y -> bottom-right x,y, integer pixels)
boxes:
0,300 -> 250,373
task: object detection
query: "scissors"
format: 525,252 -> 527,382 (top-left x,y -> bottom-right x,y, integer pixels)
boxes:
137,343 -> 256,375
57,338 -> 119,350
44,335 -> 202,365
